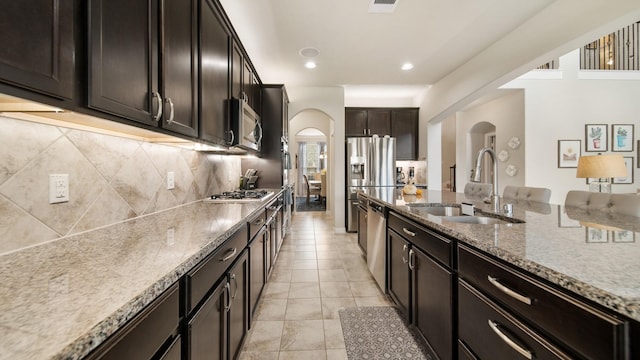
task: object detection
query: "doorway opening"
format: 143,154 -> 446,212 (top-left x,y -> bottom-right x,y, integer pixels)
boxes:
295,128 -> 327,211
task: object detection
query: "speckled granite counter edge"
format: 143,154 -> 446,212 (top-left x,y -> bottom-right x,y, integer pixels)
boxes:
50,195 -> 278,360
365,194 -> 640,322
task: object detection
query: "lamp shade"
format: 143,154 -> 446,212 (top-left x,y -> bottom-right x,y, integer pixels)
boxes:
576,154 -> 628,178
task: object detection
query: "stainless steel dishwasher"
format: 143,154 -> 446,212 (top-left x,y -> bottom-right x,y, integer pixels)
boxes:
366,201 -> 386,291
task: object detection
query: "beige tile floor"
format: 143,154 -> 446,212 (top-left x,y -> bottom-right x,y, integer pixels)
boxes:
239,211 -> 392,360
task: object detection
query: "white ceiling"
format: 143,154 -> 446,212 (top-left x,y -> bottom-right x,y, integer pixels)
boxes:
219,0 -> 640,110
219,0 -> 555,97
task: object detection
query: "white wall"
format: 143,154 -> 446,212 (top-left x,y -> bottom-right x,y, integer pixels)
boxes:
504,50 -> 640,204
287,86 -> 345,231
455,91 -> 525,195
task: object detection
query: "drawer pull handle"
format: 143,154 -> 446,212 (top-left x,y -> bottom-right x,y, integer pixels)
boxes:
220,248 -> 237,262
488,276 -> 532,305
402,227 -> 416,237
488,320 -> 533,359
254,218 -> 265,226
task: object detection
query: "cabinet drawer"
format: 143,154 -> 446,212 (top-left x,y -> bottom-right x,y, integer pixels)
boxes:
389,212 -> 452,268
249,209 -> 266,241
89,283 -> 180,360
459,280 -> 573,360
186,225 -> 248,313
458,245 -> 628,360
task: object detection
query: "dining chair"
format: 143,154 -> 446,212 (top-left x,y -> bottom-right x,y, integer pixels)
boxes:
303,174 -> 321,204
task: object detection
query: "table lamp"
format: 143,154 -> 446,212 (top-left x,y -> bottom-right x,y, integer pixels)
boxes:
576,154 -> 627,193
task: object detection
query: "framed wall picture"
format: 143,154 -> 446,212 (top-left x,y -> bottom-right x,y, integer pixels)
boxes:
586,227 -> 608,243
613,230 -> 635,243
612,124 -> 634,152
585,124 -> 608,152
557,140 -> 581,168
613,156 -> 634,184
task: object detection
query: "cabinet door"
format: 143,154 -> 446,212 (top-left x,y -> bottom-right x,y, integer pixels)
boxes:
412,247 -> 454,360
199,0 -> 231,145
367,109 -> 392,136
88,0 -> 159,126
357,207 -> 367,254
0,0 -> 73,99
387,230 -> 411,318
188,280 -> 226,360
392,109 -> 418,160
345,108 -> 367,136
230,41 -> 243,100
243,61 -> 253,106
162,0 -> 198,137
249,233 -> 265,320
228,251 -> 249,360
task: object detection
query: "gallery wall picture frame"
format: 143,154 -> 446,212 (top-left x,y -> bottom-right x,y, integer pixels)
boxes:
557,140 -> 581,168
585,124 -> 608,152
613,156 -> 634,184
586,227 -> 608,243
612,124 -> 634,152
612,230 -> 635,243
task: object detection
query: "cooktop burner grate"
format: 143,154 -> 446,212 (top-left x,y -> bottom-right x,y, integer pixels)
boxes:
207,190 -> 272,202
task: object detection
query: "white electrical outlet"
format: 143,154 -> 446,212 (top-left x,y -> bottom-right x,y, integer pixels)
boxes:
167,172 -> 175,190
166,227 -> 175,246
49,174 -> 69,204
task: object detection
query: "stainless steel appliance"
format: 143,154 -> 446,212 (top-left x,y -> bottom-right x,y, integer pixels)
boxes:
396,166 -> 405,184
367,201 -> 386,291
346,135 -> 396,232
230,98 -> 262,151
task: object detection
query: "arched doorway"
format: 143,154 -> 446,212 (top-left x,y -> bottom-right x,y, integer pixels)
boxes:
289,109 -> 333,212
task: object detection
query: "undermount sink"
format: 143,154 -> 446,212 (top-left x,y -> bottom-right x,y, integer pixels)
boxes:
441,216 -> 513,225
409,206 -> 462,217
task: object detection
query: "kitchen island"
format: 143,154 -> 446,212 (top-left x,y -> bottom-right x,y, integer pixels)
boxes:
0,191 -> 282,360
360,187 -> 640,359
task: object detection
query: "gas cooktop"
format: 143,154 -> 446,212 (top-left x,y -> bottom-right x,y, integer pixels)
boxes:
205,190 -> 274,203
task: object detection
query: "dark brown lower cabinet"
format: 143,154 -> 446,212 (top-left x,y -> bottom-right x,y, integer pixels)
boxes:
227,251 -> 249,360
387,211 -> 454,359
458,280 -> 573,360
188,280 -> 226,360
248,228 -> 266,322
387,230 -> 410,318
412,246 -> 454,360
86,283 -> 180,360
188,250 -> 248,360
357,203 -> 367,254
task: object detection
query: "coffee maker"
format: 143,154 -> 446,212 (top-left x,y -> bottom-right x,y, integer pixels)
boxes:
396,167 -> 405,184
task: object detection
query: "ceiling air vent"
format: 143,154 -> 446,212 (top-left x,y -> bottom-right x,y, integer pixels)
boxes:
369,0 -> 399,13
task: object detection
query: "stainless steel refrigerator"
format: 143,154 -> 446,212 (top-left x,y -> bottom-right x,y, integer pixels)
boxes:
346,136 -> 396,232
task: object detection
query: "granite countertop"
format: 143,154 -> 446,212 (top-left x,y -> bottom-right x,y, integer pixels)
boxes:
360,188 -> 640,322
0,191 -> 280,360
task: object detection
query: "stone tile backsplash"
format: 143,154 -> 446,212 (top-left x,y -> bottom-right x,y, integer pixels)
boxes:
0,115 -> 241,255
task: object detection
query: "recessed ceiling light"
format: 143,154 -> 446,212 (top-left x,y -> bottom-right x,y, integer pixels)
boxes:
401,63 -> 414,71
305,61 -> 317,69
299,47 -> 320,58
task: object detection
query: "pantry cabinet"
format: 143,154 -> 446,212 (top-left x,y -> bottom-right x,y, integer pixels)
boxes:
0,0 -> 74,99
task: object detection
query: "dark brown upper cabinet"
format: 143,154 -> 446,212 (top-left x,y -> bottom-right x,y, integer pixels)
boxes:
199,0 -> 232,146
0,0 -> 74,99
161,0 -> 199,137
231,39 -> 261,114
345,107 -> 419,160
392,109 -> 419,160
88,0 -> 198,137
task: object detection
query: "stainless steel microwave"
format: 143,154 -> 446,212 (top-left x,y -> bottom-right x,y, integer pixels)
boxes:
230,98 -> 262,151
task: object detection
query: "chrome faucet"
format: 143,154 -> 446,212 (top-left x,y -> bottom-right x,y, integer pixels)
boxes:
471,147 -> 500,213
